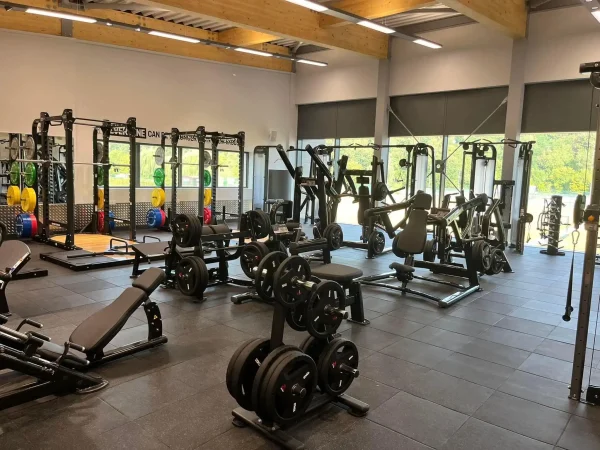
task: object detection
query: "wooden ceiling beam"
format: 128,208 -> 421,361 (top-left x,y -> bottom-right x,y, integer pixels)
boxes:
320,0 -> 437,28
218,28 -> 280,46
442,0 -> 527,38
136,0 -> 389,58
0,0 -> 292,71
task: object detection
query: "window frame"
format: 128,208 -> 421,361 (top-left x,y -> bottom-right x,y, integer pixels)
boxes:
216,150 -> 250,189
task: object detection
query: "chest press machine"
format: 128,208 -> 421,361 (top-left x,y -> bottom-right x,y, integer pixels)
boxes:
358,192 -> 482,308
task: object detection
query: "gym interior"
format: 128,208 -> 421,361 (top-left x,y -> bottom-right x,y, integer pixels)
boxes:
1,1 -> 600,449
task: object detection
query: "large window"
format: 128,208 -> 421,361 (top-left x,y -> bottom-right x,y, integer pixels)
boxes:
297,139 -> 335,177
108,142 -> 131,187
139,144 -> 173,188
181,147 -> 200,187
217,151 -> 249,188
520,131 -> 595,251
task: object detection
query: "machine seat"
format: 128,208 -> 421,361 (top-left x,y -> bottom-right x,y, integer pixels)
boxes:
390,262 -> 416,274
311,264 -> 363,283
132,267 -> 165,295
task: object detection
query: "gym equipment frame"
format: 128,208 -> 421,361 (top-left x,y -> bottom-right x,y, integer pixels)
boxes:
567,61 -> 600,403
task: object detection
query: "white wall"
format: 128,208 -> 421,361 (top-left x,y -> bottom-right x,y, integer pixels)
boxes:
295,6 -> 600,104
0,30 -> 295,204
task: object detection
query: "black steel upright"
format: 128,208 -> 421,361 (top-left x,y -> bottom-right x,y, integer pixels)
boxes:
127,117 -> 137,241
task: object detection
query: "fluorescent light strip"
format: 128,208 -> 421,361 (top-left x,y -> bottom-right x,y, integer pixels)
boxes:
413,38 -> 442,49
593,10 -> 600,22
235,47 -> 273,57
297,59 -> 327,67
149,30 -> 200,43
25,7 -> 97,23
357,20 -> 395,34
286,0 -> 328,12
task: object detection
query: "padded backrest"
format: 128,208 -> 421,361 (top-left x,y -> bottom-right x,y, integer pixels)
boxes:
412,192 -> 432,210
394,209 -> 429,255
0,240 -> 31,274
210,224 -> 231,234
70,287 -> 146,353
132,267 -> 165,295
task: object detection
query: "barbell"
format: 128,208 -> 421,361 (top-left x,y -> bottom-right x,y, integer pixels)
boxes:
153,147 -> 214,166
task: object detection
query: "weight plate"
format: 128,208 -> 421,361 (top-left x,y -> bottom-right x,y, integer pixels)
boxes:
154,146 -> 165,166
151,188 -> 166,208
367,230 -> 385,255
9,137 -> 19,161
97,211 -> 115,233
204,188 -> 212,207
248,210 -> 271,240
20,187 -> 36,213
299,336 -> 328,366
97,167 -> 105,186
255,251 -> 287,300
317,338 -> 359,396
24,163 -> 37,187
227,338 -> 261,399
175,256 -> 208,296
203,207 -> 212,225
172,214 -> 201,247
273,256 -> 312,308
472,240 -> 492,273
423,239 -> 437,262
9,162 -> 20,186
97,189 -> 105,210
251,345 -> 297,419
7,185 -> 21,206
153,167 -> 165,187
204,150 -> 212,166
262,350 -> 318,425
286,302 -> 308,332
23,136 -> 35,160
373,182 -> 388,202
323,223 -> 343,250
306,280 -> 346,339
15,213 -> 37,238
240,241 -> 269,279
229,338 -> 271,411
486,248 -> 505,275
204,170 -> 212,187
147,208 -> 166,228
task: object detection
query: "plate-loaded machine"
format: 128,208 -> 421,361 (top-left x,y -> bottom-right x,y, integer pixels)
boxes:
359,192 -> 482,308
276,144 -> 344,249
329,148 -> 403,258
0,267 -> 167,410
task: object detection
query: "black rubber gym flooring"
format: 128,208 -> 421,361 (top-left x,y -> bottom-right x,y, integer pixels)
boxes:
1,225 -> 600,449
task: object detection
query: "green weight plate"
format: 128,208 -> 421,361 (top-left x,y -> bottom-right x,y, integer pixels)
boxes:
97,167 -> 104,186
204,170 -> 212,186
153,168 -> 165,187
9,162 -> 20,185
24,163 -> 37,187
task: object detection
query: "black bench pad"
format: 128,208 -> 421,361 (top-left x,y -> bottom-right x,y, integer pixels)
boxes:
69,287 -> 146,353
311,264 -> 363,283
132,267 -> 165,295
390,262 -> 415,273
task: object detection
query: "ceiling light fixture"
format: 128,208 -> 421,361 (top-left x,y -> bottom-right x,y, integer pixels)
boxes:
413,38 -> 442,49
357,20 -> 396,34
235,47 -> 273,57
593,9 -> 600,22
25,7 -> 97,23
149,30 -> 200,43
297,59 -> 328,67
285,0 -> 328,12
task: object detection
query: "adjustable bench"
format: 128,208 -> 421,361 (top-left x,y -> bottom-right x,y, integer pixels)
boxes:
5,267 -> 168,368
0,240 -> 48,315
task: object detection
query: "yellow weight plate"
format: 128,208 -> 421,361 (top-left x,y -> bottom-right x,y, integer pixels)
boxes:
21,187 -> 36,213
7,185 -> 21,206
151,188 -> 166,207
98,189 -> 105,210
204,188 -> 212,206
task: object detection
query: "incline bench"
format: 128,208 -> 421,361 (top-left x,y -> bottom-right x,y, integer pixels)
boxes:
0,267 -> 168,367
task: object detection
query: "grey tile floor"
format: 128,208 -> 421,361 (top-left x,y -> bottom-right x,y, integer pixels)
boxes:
2,226 -> 600,449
